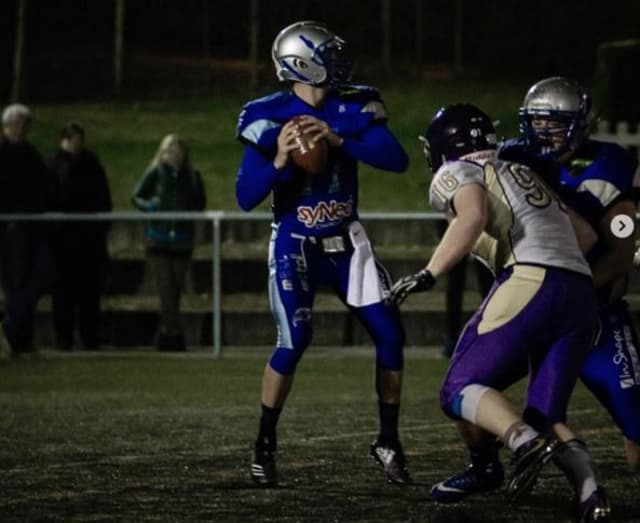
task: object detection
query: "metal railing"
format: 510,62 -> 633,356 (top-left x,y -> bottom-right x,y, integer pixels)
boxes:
0,211 -> 444,357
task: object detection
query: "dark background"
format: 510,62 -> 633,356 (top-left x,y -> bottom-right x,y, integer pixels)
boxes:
1,0 -> 639,100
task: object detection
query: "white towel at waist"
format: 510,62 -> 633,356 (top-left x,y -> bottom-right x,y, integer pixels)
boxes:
347,221 -> 385,307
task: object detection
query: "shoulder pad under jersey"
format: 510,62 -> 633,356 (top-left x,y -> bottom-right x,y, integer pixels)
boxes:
236,90 -> 293,150
334,84 -> 387,121
572,139 -> 638,208
429,161 -> 486,213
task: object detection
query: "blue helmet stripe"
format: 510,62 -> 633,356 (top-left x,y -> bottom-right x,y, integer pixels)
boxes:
280,59 -> 313,82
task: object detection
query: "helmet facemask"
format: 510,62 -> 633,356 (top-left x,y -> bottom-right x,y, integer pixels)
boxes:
318,41 -> 352,86
519,77 -> 592,158
418,135 -> 436,173
520,109 -> 588,157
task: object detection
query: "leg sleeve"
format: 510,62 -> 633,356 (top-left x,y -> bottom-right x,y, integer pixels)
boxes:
580,300 -> 640,442
267,227 -> 315,375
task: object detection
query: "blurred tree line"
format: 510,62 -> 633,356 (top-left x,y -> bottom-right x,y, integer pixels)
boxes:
1,0 -> 639,101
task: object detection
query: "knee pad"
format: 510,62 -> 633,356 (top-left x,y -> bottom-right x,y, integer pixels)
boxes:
441,398 -> 462,421
269,347 -> 303,375
269,315 -> 312,374
441,384 -> 490,422
440,385 -> 465,420
375,347 -> 403,371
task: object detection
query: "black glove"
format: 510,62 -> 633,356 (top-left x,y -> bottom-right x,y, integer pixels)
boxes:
388,269 -> 436,306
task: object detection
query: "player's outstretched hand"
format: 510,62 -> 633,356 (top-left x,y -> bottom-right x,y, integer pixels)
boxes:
388,269 -> 436,306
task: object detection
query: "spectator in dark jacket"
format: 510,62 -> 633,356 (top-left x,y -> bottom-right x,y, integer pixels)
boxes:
0,104 -> 54,355
47,122 -> 112,350
132,134 -> 206,351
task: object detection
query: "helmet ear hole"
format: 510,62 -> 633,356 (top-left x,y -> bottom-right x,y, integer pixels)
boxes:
272,21 -> 351,86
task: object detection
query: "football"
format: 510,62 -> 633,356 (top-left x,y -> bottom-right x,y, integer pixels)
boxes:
289,116 -> 328,175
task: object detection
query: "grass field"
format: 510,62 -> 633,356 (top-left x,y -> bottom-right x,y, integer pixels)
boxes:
1,350 -> 639,522
27,79 -> 530,212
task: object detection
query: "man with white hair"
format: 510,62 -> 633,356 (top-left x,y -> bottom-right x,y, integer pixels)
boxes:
0,103 -> 54,355
2,104 -> 31,142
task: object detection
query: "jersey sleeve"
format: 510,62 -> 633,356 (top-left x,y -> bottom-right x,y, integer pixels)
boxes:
429,161 -> 486,213
354,86 -> 387,122
236,102 -> 281,155
574,142 -> 638,210
336,85 -> 385,115
334,85 -> 408,172
234,95 -> 295,211
340,124 -> 408,172
331,85 -> 388,137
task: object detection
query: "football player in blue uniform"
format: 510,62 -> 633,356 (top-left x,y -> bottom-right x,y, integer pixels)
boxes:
429,77 -> 637,520
236,21 -> 410,487
503,77 -> 640,471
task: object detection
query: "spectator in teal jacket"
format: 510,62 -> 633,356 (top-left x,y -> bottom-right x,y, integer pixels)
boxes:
132,134 -> 206,351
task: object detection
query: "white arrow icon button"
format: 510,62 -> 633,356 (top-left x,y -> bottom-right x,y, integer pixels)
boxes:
611,215 -> 634,239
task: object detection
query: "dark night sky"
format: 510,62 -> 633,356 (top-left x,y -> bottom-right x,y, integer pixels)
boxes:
1,0 -> 639,100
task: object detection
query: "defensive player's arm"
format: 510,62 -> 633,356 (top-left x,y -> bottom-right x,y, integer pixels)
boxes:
590,199 -> 637,288
426,183 -> 488,278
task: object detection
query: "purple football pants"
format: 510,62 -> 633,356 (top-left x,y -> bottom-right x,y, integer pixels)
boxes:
441,264 -> 596,429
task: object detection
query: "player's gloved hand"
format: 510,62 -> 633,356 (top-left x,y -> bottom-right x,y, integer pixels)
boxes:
633,246 -> 640,269
388,269 -> 436,306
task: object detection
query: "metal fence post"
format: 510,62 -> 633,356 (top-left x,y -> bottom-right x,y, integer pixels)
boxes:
212,213 -> 222,357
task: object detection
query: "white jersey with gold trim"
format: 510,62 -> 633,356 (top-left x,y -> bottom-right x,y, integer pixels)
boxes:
429,156 -> 591,277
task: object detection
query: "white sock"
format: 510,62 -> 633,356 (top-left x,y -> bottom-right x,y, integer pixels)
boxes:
580,478 -> 598,503
505,421 -> 539,452
553,439 -> 598,502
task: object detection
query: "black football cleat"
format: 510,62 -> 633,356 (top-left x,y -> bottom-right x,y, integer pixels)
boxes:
506,435 -> 559,502
250,447 -> 277,487
577,486 -> 611,523
370,440 -> 413,485
431,460 -> 504,503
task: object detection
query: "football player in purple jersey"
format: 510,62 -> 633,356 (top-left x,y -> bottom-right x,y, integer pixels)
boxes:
391,103 -> 609,522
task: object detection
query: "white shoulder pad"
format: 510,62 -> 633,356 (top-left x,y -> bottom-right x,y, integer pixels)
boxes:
576,179 -> 621,208
429,161 -> 486,213
360,100 -> 387,120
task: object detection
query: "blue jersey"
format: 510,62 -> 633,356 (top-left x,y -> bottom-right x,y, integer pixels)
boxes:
235,85 -> 408,236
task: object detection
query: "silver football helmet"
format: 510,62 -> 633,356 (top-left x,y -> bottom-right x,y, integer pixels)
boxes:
271,21 -> 351,86
519,76 -> 593,156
